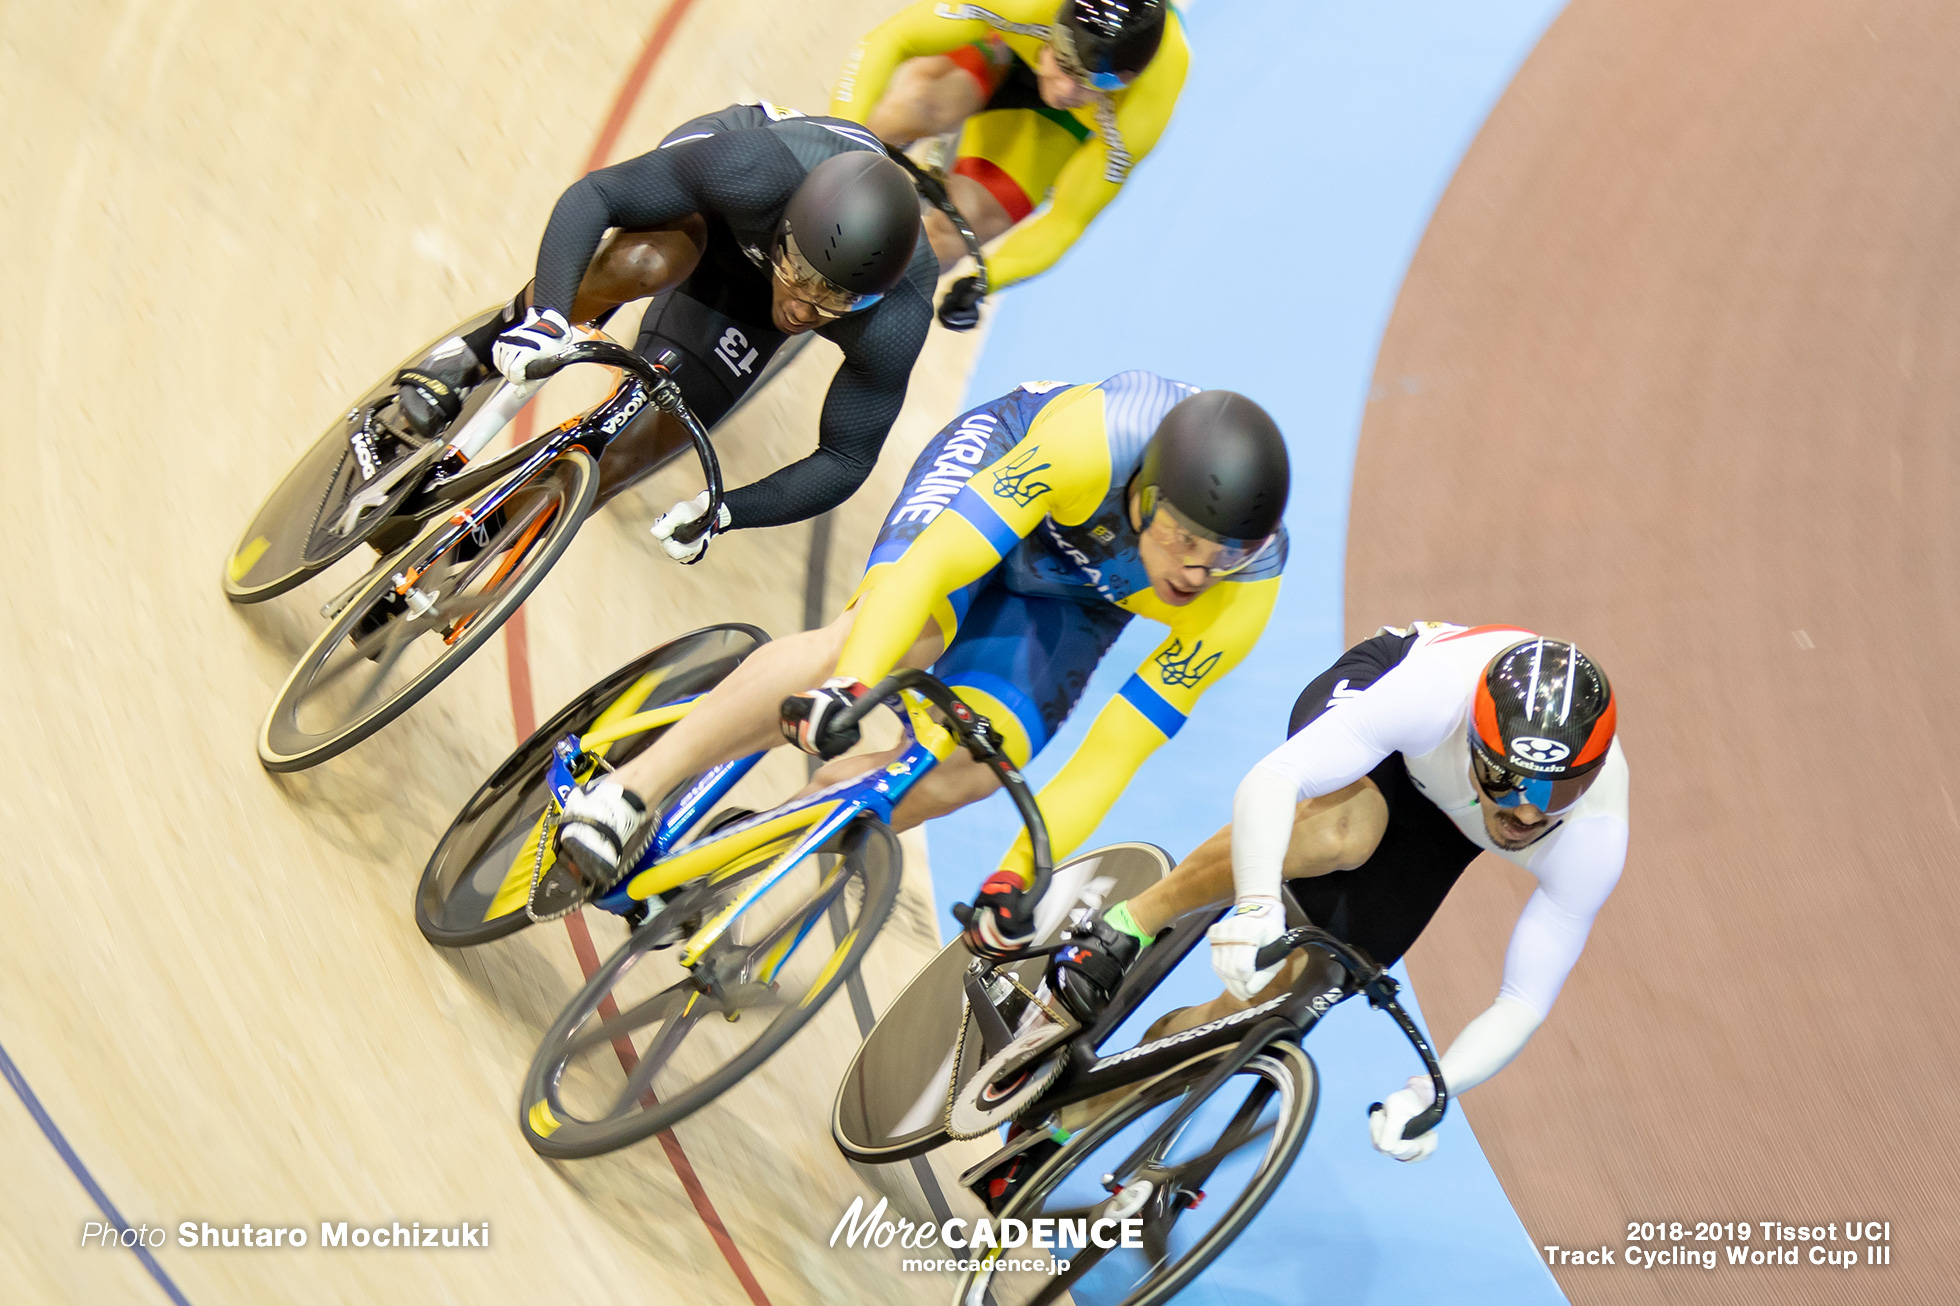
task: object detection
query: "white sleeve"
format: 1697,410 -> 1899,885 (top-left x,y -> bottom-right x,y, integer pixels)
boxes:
1498,814 -> 1626,1016
1232,657 -> 1460,902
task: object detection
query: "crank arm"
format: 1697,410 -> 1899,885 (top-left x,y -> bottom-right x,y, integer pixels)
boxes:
331,437 -> 445,539
318,539 -> 414,621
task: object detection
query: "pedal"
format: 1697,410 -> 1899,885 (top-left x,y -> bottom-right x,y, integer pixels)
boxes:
946,1017 -> 1076,1140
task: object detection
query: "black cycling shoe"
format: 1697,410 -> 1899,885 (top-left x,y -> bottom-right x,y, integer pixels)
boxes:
969,1133 -> 1061,1216
1051,915 -> 1141,1027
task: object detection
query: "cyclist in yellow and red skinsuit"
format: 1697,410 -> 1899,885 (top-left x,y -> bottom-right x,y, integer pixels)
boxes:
550,373 -> 1290,968
831,2 -> 1188,310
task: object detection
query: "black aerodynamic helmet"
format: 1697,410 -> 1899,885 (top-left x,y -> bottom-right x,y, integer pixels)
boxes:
1468,638 -> 1616,814
775,152 -> 923,314
1137,390 -> 1289,572
1052,0 -> 1167,89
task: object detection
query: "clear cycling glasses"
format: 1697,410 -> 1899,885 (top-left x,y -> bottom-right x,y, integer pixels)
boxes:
772,228 -> 885,320
1050,26 -> 1131,93
1137,485 -> 1276,577
1469,746 -> 1599,815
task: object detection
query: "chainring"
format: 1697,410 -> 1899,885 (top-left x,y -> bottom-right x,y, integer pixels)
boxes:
946,1019 -> 1075,1140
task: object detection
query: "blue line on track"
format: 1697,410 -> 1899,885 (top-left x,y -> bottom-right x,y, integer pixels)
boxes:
0,1037 -> 194,1306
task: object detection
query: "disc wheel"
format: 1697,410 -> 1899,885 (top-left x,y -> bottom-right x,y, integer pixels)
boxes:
955,1039 -> 1317,1306
223,310 -> 500,603
257,450 -> 596,771
414,624 -> 769,947
519,818 -> 901,1160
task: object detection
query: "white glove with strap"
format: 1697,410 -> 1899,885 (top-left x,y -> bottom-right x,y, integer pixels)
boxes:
1207,894 -> 1286,1001
492,307 -> 579,383
1369,1075 -> 1441,1162
651,490 -> 732,564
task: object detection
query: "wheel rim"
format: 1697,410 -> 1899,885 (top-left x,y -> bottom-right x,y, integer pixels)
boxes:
415,626 -> 767,945
259,453 -> 591,769
962,1044 -> 1312,1306
524,823 -> 895,1156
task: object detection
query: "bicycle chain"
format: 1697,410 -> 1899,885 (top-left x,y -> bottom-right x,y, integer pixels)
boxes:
942,963 -> 1069,1132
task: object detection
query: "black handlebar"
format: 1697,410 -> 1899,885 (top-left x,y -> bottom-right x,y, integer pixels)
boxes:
831,669 -> 1051,902
524,342 -> 726,552
1255,925 -> 1451,1142
885,148 -> 991,329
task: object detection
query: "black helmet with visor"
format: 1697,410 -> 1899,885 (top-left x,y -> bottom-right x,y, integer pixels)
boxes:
1051,0 -> 1167,92
1136,390 -> 1289,576
774,151 -> 922,319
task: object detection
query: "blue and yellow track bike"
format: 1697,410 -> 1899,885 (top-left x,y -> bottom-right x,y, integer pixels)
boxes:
417,654 -> 1056,1159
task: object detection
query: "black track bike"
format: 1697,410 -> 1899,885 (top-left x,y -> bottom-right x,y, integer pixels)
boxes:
834,868 -> 1450,1306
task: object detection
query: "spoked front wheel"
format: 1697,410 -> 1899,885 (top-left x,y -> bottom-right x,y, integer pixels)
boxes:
257,450 -> 597,771
519,818 -> 901,1160
958,1039 -> 1317,1306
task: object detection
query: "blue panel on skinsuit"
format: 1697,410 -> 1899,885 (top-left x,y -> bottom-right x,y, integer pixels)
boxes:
919,0 -> 1573,1301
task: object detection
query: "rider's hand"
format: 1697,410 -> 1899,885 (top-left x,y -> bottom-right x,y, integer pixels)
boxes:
779,677 -> 871,758
1369,1075 -> 1440,1163
1207,895 -> 1286,1001
937,276 -> 984,332
492,307 -> 578,383
651,491 -> 731,564
963,870 -> 1037,959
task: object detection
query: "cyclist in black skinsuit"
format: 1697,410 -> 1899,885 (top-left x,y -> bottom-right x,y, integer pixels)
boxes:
436,103 -> 937,559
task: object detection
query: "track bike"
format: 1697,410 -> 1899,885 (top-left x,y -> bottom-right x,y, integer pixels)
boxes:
416,661 -> 1056,1159
834,885 -> 1449,1306
242,339 -> 730,772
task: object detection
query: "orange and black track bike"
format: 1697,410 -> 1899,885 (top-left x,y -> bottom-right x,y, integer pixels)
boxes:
236,341 -> 729,772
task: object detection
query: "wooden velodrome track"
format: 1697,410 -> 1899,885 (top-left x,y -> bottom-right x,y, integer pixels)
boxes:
1,3 -> 999,1303
1355,1 -> 1958,1301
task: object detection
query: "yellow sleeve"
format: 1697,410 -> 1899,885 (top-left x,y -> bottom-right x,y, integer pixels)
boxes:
835,388 -> 1111,682
984,16 -> 1190,288
996,572 -> 1281,884
831,1 -> 996,123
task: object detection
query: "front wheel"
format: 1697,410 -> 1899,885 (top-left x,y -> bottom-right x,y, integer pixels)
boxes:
519,818 -> 902,1159
257,449 -> 597,771
956,1039 -> 1317,1306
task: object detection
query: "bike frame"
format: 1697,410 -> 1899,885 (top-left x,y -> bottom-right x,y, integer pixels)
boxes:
541,686 -> 963,972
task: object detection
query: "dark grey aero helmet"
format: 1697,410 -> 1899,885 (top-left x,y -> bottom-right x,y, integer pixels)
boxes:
1137,391 -> 1289,568
775,152 -> 922,313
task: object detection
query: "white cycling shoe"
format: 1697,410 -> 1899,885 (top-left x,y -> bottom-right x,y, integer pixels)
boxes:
555,778 -> 648,893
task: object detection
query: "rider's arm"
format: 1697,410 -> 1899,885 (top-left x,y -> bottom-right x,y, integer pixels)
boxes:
995,575 -> 1282,885
530,130 -> 801,316
718,274 -> 936,530
1433,814 -> 1626,1094
982,26 -> 1189,289
829,0 -> 995,124
834,398 -> 1106,680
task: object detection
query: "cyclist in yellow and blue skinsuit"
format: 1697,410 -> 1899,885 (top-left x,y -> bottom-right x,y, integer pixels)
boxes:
551,372 -> 1292,992
832,2 -> 1187,317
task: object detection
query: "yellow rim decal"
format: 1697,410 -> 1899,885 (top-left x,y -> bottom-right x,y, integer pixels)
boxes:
227,536 -> 271,582
799,930 -> 857,1007
526,1100 -> 561,1137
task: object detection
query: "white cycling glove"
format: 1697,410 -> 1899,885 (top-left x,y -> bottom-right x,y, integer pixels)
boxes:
1369,1075 -> 1440,1162
492,307 -> 579,383
1206,895 -> 1286,1001
651,490 -> 732,564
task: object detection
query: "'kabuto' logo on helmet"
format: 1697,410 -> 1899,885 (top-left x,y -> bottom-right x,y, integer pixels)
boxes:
1511,736 -> 1571,766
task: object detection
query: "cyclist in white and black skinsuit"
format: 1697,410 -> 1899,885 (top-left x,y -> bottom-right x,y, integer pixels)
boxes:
1061,622 -> 1627,1163
438,104 -> 938,556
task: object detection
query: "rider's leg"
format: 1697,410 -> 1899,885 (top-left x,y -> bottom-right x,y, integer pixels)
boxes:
866,55 -> 991,147
1122,778 -> 1389,939
603,605 -> 946,809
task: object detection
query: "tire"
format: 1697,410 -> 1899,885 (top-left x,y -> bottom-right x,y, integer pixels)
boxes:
831,842 -> 1173,1164
223,307 -> 502,603
257,449 -> 598,771
519,817 -> 902,1160
414,624 -> 769,948
954,1038 -> 1317,1306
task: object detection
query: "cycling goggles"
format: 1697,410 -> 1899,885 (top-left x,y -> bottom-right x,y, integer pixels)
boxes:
772,229 -> 885,319
1470,746 -> 1600,815
1138,486 -> 1275,577
1050,26 -> 1130,93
